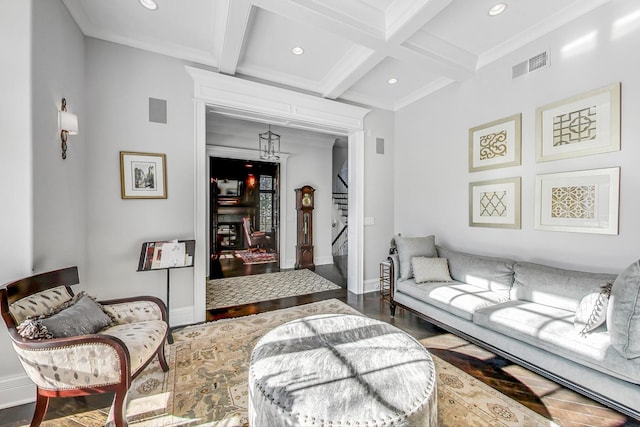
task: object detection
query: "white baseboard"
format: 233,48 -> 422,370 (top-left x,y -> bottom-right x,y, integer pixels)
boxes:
0,373 -> 34,409
170,305 -> 196,328
315,256 -> 333,266
363,278 -> 379,294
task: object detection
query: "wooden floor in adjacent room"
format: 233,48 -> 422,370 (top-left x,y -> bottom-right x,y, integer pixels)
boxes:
2,260 -> 638,426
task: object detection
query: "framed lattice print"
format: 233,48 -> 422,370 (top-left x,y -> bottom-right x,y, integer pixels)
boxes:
469,113 -> 521,172
536,83 -> 620,162
534,167 -> 620,234
469,177 -> 521,229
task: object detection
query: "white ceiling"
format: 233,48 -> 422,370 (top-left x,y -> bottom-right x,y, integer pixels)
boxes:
62,0 -> 611,111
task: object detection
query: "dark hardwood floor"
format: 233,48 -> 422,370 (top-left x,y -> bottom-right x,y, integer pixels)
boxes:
2,259 -> 638,426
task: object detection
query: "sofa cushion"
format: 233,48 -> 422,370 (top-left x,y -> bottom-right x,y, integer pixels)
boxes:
436,246 -> 514,299
9,285 -> 73,324
395,236 -> 437,280
608,260 -> 640,359
574,283 -> 612,337
100,320 -> 167,373
511,262 -> 617,312
474,301 -> 640,384
412,257 -> 452,283
397,279 -> 507,321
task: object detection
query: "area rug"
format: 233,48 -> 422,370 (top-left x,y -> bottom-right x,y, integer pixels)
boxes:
206,269 -> 341,310
233,250 -> 277,265
62,299 -> 558,427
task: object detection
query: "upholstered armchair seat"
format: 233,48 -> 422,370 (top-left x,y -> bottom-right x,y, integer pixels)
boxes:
1,266 -> 170,427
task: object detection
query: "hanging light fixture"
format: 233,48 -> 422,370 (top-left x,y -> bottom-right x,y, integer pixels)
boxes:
259,124 -> 280,160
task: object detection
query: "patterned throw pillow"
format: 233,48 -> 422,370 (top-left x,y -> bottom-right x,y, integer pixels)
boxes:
412,257 -> 453,283
16,292 -> 112,339
574,282 -> 612,337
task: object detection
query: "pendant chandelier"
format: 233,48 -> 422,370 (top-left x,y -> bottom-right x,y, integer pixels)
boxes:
259,124 -> 280,160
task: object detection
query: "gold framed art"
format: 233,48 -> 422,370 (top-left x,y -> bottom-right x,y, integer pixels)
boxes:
469,177 -> 521,229
120,151 -> 167,199
536,83 -> 621,162
469,113 -> 521,172
534,167 -> 620,235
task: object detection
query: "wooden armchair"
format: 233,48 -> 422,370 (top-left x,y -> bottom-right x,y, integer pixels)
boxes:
0,266 -> 169,427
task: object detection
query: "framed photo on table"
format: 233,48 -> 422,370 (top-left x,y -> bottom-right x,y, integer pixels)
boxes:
120,151 -> 167,199
534,167 -> 620,235
536,83 -> 620,162
469,177 -> 521,229
469,114 -> 521,172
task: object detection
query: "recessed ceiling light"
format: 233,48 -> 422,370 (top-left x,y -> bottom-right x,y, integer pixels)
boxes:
291,46 -> 304,55
139,0 -> 158,11
387,78 -> 398,85
488,3 -> 507,16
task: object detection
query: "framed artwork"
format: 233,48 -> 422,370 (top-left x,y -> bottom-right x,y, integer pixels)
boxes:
469,113 -> 521,172
120,151 -> 167,199
536,82 -> 621,162
534,167 -> 619,235
469,177 -> 521,229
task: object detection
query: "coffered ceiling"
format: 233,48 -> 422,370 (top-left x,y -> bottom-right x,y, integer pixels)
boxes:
62,0 -> 611,111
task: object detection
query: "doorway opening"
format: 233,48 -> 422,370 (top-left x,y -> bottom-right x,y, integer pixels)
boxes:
209,157 -> 279,279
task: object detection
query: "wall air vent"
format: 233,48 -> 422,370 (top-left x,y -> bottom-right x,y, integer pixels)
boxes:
512,51 -> 549,79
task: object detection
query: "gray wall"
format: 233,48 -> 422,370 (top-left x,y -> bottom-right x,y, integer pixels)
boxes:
0,0 -> 86,408
395,0 -> 639,273
84,38 -> 195,308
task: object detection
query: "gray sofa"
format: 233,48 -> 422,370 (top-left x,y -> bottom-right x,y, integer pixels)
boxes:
388,236 -> 640,419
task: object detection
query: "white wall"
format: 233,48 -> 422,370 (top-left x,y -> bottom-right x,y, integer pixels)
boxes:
395,0 -> 640,273
207,118 -> 335,267
0,0 -> 35,409
32,0 -> 87,274
363,109 -> 395,291
84,39 -> 195,309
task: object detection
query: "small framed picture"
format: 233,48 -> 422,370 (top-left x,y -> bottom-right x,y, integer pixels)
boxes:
469,114 -> 521,172
536,83 -> 621,162
469,177 -> 521,229
120,151 -> 167,199
534,167 -> 619,234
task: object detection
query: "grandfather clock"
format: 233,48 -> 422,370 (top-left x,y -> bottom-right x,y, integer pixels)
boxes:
295,185 -> 315,270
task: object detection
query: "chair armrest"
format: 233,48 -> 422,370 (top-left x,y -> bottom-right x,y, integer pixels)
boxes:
10,334 -> 130,391
100,296 -> 167,324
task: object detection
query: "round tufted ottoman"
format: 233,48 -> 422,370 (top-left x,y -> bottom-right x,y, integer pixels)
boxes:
248,314 -> 437,426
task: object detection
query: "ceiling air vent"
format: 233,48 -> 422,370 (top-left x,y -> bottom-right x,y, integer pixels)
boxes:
512,51 -> 549,79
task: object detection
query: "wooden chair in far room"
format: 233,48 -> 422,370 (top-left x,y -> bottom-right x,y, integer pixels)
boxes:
242,216 -> 270,252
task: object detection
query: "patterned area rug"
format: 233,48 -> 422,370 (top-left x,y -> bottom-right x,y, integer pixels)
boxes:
206,269 -> 341,310
233,250 -> 278,265
66,299 -> 556,427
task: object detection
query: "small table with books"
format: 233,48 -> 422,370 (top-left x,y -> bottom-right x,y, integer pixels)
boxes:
137,239 -> 196,344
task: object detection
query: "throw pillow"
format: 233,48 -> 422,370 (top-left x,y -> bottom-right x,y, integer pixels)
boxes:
607,260 -> 640,359
412,257 -> 453,283
395,235 -> 437,280
574,282 -> 612,337
16,292 -> 112,339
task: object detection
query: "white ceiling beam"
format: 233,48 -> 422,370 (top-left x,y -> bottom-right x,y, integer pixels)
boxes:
385,0 -> 451,43
321,46 -> 384,99
217,0 -> 253,75
253,0 -> 473,82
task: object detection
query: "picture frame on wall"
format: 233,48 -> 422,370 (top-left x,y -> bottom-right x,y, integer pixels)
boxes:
534,167 -> 620,235
469,177 -> 521,229
536,82 -> 621,162
469,113 -> 521,172
120,151 -> 167,199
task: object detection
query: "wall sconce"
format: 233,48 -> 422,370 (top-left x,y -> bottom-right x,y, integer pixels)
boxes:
59,98 -> 78,159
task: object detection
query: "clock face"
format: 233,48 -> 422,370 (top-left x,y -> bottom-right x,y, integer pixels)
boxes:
302,193 -> 312,207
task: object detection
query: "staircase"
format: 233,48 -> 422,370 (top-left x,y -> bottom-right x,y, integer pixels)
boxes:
332,174 -> 348,270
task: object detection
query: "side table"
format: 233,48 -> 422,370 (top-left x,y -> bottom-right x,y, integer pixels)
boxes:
379,260 -> 391,302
